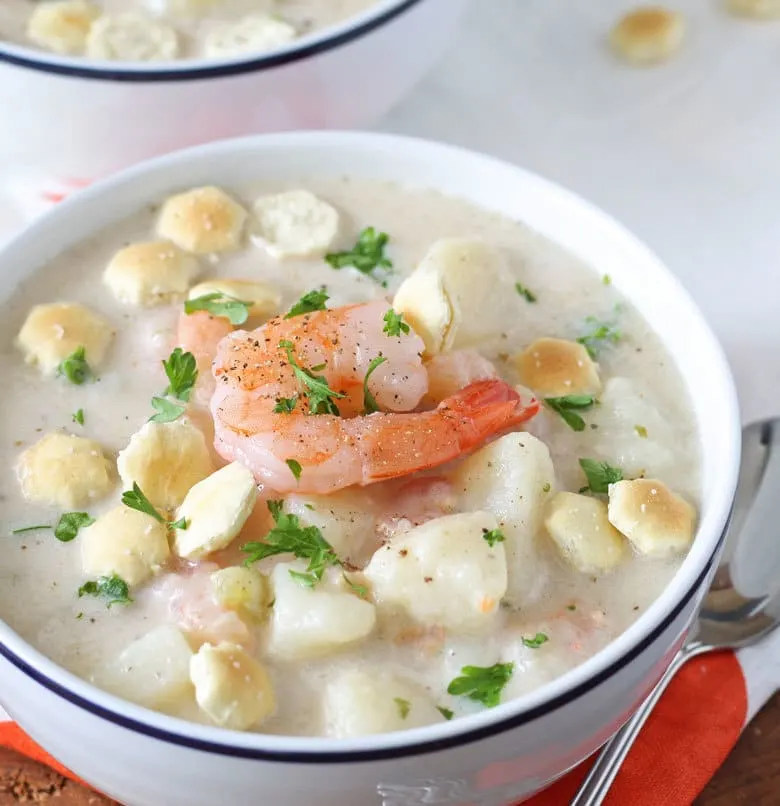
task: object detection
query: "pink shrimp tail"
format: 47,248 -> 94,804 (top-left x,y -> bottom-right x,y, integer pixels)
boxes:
441,379 -> 539,437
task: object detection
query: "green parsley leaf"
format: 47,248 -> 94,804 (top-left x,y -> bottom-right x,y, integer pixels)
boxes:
289,570 -> 318,588
542,482 -> 551,493
363,355 -> 388,414
54,512 -> 95,543
447,662 -> 514,708
184,292 -> 252,325
149,396 -> 186,423
72,409 -> 85,425
383,308 -> 410,337
515,282 -> 537,303
602,274 -> 612,285
78,575 -> 133,607
521,632 -> 549,649
325,227 -> 393,286
437,706 -> 455,721
635,424 -> 648,438
285,289 -> 329,319
343,574 -> 369,599
576,316 -> 621,359
11,524 -> 50,535
169,517 -> 189,531
482,528 -> 505,548
567,604 -> 577,612
242,501 -> 340,587
121,483 -> 165,524
286,458 -> 302,482
273,395 -> 298,414
279,339 -> 345,416
578,458 -> 624,494
394,697 -> 411,719
544,395 -> 595,431
161,348 -> 198,402
58,346 -> 91,385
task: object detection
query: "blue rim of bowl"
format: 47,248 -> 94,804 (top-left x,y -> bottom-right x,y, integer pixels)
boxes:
0,0 -> 422,82
0,511 -> 728,764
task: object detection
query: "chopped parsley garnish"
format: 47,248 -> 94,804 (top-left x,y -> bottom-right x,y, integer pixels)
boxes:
285,458 -> 302,482
54,512 -> 95,542
544,395 -> 595,431
11,524 -> 50,535
542,482 -> 551,493
635,424 -> 648,438
184,292 -> 252,325
161,348 -> 198,402
149,396 -> 186,423
58,346 -> 91,385
363,355 -> 388,414
602,274 -> 612,285
447,662 -> 514,708
78,575 -> 133,607
343,574 -> 369,599
72,409 -> 85,425
521,632 -> 549,649
482,528 -> 505,548
383,308 -> 410,337
121,483 -> 165,524
437,706 -> 454,721
325,227 -> 393,286
285,289 -> 329,319
579,458 -> 623,494
577,316 -> 621,359
273,395 -> 298,414
242,501 -> 341,587
394,697 -> 411,719
280,339 -> 345,416
567,604 -> 577,611
515,282 -> 537,303
169,517 -> 189,531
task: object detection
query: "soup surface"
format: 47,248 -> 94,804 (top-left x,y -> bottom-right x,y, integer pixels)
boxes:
0,177 -> 700,737
0,0 -> 377,61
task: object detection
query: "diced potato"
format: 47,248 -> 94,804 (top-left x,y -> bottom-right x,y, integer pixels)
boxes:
544,492 -> 626,574
173,462 -> 257,559
117,419 -> 214,511
189,642 -> 275,730
187,279 -> 281,319
16,432 -> 114,508
514,337 -> 601,397
210,566 -> 269,621
266,561 -> 376,661
16,302 -> 114,375
363,512 -> 507,633
451,432 -> 556,606
157,186 -> 247,254
393,238 -> 517,355
323,668 -> 445,738
103,240 -> 200,307
97,625 -> 194,712
81,505 -> 169,586
608,478 -> 696,557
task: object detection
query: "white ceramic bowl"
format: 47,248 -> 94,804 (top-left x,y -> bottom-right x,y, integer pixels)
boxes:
0,0 -> 468,194
0,132 -> 740,806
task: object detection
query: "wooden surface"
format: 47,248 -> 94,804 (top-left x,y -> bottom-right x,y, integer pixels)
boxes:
0,695 -> 778,805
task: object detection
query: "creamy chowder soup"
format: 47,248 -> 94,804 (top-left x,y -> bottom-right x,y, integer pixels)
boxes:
0,0 -> 377,61
0,179 -> 700,737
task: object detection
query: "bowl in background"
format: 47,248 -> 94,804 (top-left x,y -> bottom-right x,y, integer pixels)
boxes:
0,131 -> 740,806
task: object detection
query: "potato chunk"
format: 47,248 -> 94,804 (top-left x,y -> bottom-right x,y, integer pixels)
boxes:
210,567 -> 269,621
514,337 -> 601,397
16,432 -> 113,508
173,462 -> 257,559
157,186 -> 247,254
608,478 -> 696,557
187,279 -> 281,319
16,302 -> 114,375
266,561 -> 376,661
27,0 -> 99,55
117,419 -> 213,511
81,506 -> 169,585
544,492 -> 626,574
190,642 -> 275,730
97,625 -> 194,712
324,668 -> 446,738
364,512 -> 507,633
451,432 -> 555,606
103,240 -> 200,307
393,238 -> 516,355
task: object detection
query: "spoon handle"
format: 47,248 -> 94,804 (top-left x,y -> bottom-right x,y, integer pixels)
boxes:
569,641 -> 711,806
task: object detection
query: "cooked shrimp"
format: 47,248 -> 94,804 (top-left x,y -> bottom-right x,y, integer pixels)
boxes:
176,311 -> 234,406
210,300 -> 540,494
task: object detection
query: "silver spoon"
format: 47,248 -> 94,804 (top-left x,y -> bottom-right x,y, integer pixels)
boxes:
571,417 -> 780,806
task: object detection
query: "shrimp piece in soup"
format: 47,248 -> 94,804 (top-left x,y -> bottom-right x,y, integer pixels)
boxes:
210,300 -> 540,494
177,311 -> 234,406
